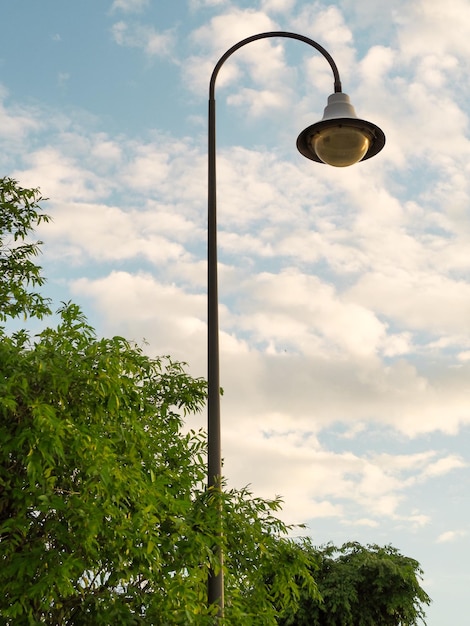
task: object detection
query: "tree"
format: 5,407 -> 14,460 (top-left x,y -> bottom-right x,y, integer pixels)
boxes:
0,177 -> 317,624
0,304 -> 318,624
0,177 -> 51,321
276,541 -> 431,626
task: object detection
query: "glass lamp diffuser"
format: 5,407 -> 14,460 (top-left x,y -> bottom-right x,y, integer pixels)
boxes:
297,93 -> 385,166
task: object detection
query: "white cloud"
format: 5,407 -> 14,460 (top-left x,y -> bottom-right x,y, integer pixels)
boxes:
184,9 -> 290,101
189,0 -> 227,9
397,0 -> 470,60
57,72 -> 70,87
345,518 -> 379,527
110,0 -> 149,13
0,87 -> 43,144
222,429 -> 455,525
89,136 -> 123,164
290,4 -> 355,74
227,87 -> 290,116
422,456 -> 467,479
45,203 -> 191,266
111,21 -> 175,57
358,45 -> 396,85
261,0 -> 296,12
191,8 -> 277,52
436,529 -> 467,544
71,271 -> 207,372
240,269 -> 387,357
348,271 -> 470,337
15,146 -> 109,201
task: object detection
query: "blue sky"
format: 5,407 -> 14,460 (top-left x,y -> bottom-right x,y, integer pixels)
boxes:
2,0 -> 470,623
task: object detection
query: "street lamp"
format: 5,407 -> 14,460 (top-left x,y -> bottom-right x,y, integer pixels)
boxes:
207,31 -> 385,617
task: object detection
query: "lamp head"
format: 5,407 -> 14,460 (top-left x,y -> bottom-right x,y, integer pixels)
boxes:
297,92 -> 385,167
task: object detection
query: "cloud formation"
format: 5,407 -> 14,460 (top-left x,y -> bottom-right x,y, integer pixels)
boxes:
111,21 -> 175,57
110,0 -> 149,13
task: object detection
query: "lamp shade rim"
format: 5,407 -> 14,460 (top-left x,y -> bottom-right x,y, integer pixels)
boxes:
297,117 -> 386,163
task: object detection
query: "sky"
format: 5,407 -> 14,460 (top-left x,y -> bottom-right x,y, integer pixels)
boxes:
2,0 -> 470,623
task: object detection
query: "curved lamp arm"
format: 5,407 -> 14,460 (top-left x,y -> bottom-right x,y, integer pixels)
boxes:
209,31 -> 343,97
206,31 -> 385,617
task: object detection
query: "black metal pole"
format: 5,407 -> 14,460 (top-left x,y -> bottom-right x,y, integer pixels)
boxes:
206,31 -> 343,618
207,91 -> 224,611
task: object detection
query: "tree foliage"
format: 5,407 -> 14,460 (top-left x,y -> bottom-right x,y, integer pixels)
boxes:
0,301 -> 319,624
0,177 -> 51,321
276,542 -> 431,626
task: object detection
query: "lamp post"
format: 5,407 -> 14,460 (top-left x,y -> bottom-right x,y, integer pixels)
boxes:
207,31 -> 385,617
